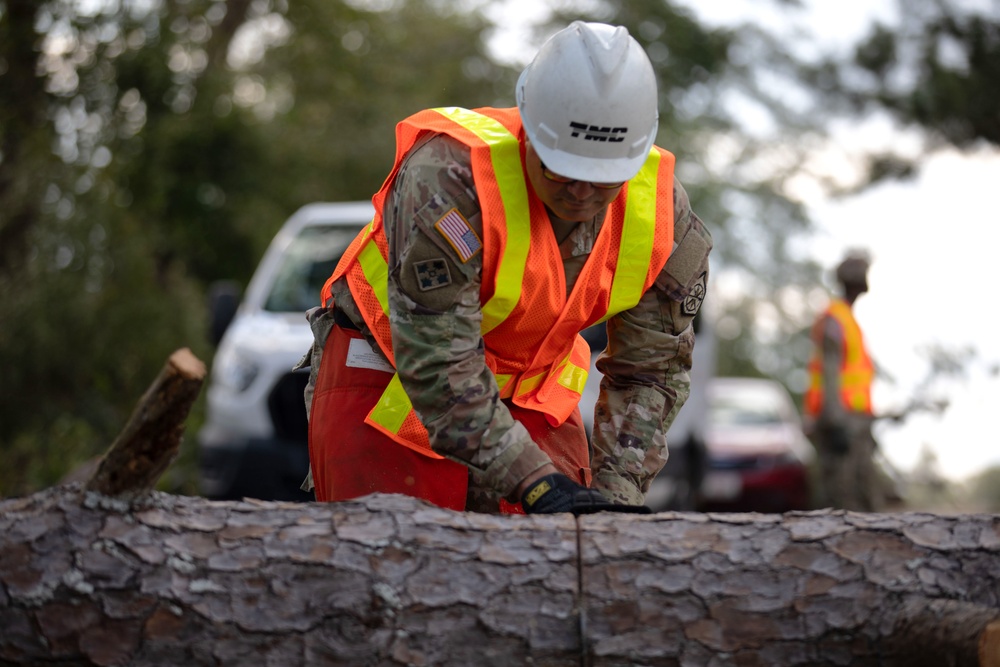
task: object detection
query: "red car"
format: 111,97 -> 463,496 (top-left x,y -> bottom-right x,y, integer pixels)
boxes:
697,377 -> 815,513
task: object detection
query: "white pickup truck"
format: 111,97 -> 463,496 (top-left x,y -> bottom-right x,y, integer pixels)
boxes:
197,201 -> 372,501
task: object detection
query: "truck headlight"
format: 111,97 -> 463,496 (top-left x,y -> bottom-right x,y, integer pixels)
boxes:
214,347 -> 260,393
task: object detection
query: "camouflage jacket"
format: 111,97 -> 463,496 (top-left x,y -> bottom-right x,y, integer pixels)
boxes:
321,134 -> 712,506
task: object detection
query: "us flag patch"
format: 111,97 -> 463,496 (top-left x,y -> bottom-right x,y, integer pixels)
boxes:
434,208 -> 482,263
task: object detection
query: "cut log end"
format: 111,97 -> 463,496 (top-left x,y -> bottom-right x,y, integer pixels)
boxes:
169,347 -> 207,380
889,598 -> 1000,667
981,621 -> 1000,667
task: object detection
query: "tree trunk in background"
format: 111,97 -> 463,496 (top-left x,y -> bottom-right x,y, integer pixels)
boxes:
1,488 -> 998,667
0,0 -> 50,275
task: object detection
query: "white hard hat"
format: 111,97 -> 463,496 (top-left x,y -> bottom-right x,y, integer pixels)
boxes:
516,21 -> 659,183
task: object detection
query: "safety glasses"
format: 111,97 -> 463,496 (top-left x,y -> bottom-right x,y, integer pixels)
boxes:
540,161 -> 625,190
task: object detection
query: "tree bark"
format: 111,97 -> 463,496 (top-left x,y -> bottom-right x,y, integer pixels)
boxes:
2,348 -> 998,666
1,488 -> 998,667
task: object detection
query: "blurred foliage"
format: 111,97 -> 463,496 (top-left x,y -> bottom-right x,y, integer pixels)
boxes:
809,0 -> 1000,188
894,455 -> 1000,515
967,465 -> 1000,513
2,0 -> 996,498
0,0 -> 507,497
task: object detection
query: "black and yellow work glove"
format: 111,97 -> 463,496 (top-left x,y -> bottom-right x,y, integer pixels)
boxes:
520,473 -> 652,515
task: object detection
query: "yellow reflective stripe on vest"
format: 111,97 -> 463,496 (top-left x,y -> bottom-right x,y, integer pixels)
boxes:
370,363 -> 589,435
829,301 -> 870,372
495,374 -> 512,390
846,392 -> 870,412
556,358 -> 589,394
431,107 -> 530,335
805,299 -> 873,415
832,303 -> 867,367
607,148 -> 661,318
369,373 -> 413,434
841,368 -> 873,384
509,356 -> 588,400
358,233 -> 390,317
518,370 -> 546,395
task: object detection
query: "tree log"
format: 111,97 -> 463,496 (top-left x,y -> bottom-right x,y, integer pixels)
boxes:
3,349 -> 997,665
983,621 -> 1000,666
84,348 -> 205,500
1,487 -> 998,667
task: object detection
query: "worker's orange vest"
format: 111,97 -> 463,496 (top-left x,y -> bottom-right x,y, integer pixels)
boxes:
320,106 -> 676,456
804,298 -> 874,416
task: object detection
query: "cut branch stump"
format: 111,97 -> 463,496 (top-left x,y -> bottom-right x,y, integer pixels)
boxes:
84,348 -> 205,501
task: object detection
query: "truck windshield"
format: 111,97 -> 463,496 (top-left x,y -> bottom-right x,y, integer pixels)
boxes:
263,224 -> 364,313
709,390 -> 786,427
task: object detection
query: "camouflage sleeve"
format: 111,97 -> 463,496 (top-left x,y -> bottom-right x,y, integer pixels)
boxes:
818,315 -> 847,427
383,134 -> 553,500
590,177 -> 713,505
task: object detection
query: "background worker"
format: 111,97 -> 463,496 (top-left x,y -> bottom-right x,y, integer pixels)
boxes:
303,21 -> 712,515
804,251 -> 883,511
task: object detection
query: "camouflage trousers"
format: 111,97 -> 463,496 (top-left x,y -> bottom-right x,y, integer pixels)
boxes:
811,415 -> 884,512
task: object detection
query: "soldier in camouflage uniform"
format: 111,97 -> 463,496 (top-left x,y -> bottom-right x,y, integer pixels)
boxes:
804,252 -> 883,511
303,22 -> 712,515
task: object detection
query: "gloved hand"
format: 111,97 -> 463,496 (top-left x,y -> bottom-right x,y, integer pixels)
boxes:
521,473 -> 652,515
824,425 -> 851,455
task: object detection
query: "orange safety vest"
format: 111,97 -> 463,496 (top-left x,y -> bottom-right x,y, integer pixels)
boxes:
321,106 -> 676,456
804,298 -> 874,416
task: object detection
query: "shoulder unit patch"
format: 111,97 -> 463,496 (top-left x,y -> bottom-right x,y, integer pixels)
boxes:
434,208 -> 482,263
413,258 -> 452,292
682,272 -> 707,317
